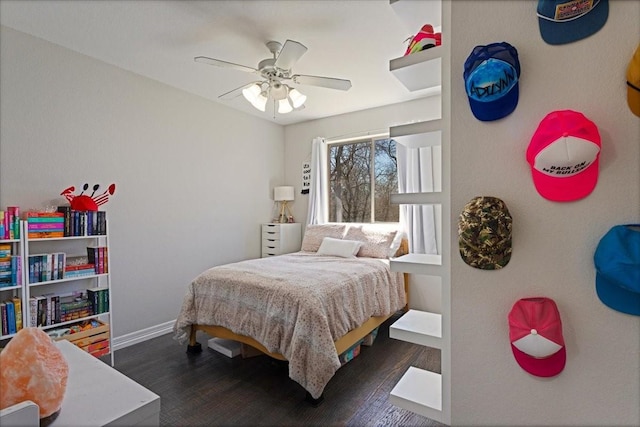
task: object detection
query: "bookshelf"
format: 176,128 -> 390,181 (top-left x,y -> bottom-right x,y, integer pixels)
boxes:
21,214 -> 114,366
0,235 -> 26,340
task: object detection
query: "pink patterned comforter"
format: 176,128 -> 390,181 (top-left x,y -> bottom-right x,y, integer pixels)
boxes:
173,251 -> 405,399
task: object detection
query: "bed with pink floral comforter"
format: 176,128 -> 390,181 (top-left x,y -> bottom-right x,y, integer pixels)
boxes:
173,251 -> 405,399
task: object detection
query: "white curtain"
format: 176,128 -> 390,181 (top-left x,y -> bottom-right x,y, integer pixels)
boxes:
306,137 -> 328,225
397,144 -> 438,254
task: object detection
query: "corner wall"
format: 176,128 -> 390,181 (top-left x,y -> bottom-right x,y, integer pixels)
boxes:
0,26 -> 285,339
449,1 -> 640,425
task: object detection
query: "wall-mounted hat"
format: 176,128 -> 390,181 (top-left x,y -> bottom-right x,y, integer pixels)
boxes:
526,110 -> 601,202
627,44 -> 640,118
458,196 -> 512,270
463,42 -> 520,122
594,225 -> 640,316
508,297 -> 566,377
537,0 -> 608,45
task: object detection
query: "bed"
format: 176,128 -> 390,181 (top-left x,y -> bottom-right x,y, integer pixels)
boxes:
173,223 -> 407,404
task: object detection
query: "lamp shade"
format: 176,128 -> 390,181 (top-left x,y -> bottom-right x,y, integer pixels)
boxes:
278,98 -> 293,114
288,88 -> 306,108
274,186 -> 295,201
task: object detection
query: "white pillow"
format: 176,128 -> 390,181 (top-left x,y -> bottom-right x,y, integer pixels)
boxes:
316,237 -> 362,258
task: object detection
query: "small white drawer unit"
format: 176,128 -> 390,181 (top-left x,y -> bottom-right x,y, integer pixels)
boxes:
261,223 -> 302,257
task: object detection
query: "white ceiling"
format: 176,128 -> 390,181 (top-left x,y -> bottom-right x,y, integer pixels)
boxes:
0,0 -> 441,126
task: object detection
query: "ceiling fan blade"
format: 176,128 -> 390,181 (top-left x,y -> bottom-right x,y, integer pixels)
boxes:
194,56 -> 258,73
218,82 -> 256,100
273,40 -> 308,70
291,74 -> 352,91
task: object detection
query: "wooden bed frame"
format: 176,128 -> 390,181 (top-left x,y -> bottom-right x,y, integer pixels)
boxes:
186,239 -> 409,405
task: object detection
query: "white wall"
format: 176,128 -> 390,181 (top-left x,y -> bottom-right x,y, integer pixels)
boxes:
450,1 -> 640,425
0,26 -> 285,340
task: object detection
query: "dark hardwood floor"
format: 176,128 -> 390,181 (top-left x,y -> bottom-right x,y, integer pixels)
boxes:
110,313 -> 444,427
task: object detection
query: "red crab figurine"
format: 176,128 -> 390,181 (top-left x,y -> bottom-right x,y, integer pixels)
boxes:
61,183 -> 116,211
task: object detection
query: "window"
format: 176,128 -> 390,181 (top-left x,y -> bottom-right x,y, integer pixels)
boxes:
327,137 -> 399,223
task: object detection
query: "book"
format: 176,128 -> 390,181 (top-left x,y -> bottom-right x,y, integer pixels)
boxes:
27,222 -> 65,230
28,231 -> 64,239
57,206 -> 72,236
87,246 -> 106,274
23,211 -> 64,218
5,300 -> 16,334
29,297 -> 38,327
26,216 -> 66,223
36,296 -> 47,326
12,296 -> 22,331
87,287 -> 108,314
0,211 -> 4,239
0,302 -> 7,335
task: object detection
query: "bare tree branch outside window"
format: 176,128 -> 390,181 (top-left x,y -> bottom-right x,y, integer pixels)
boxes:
328,138 -> 398,223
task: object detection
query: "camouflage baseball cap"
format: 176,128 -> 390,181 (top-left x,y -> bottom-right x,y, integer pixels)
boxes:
458,196 -> 512,270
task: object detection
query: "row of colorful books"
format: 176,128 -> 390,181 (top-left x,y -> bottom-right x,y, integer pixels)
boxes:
27,246 -> 108,284
0,243 -> 22,287
29,288 -> 109,328
0,297 -> 23,336
24,209 -> 107,238
0,207 -> 20,240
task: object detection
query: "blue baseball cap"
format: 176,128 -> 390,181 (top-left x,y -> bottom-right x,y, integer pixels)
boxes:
537,0 -> 609,45
593,225 -> 640,316
464,42 -> 520,122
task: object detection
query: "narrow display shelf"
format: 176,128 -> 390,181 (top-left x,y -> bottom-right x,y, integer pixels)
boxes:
390,192 -> 442,206
390,119 -> 442,138
390,46 -> 442,92
390,366 -> 442,422
390,253 -> 441,275
27,273 -> 109,287
390,309 -> 441,349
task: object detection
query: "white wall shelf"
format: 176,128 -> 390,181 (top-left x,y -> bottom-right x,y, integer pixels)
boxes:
390,47 -> 442,92
390,192 -> 441,205
390,367 -> 443,423
389,309 -> 441,348
390,253 -> 442,276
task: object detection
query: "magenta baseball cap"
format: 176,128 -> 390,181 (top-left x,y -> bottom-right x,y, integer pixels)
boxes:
526,110 -> 601,202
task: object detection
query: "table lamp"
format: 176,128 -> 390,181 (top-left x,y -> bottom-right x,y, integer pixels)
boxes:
274,186 -> 294,223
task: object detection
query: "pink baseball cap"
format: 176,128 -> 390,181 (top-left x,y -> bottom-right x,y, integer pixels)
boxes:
526,110 -> 601,202
508,297 -> 566,377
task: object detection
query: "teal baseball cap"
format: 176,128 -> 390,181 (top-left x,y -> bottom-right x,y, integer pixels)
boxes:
593,225 -> 640,316
537,0 -> 609,45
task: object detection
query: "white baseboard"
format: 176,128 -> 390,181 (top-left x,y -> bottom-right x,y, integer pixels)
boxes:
111,320 -> 175,351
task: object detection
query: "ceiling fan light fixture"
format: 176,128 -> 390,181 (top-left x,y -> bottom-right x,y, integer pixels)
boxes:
278,98 -> 293,114
242,83 -> 268,112
242,83 -> 261,102
288,88 -> 306,109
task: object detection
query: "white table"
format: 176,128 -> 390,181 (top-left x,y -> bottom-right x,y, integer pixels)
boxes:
51,340 -> 161,426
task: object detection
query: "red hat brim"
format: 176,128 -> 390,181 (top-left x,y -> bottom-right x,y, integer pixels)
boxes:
530,158 -> 599,202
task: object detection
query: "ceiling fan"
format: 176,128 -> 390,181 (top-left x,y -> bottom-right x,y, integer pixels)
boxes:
195,39 -> 352,114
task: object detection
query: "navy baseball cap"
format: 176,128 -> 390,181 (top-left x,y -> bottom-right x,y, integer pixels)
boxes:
593,225 -> 640,316
537,0 -> 609,45
464,42 -> 520,122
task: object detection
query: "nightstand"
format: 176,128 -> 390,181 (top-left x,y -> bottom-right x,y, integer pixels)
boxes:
261,223 -> 302,257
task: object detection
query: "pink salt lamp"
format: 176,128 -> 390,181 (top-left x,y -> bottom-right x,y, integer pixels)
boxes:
0,327 -> 69,423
